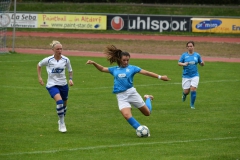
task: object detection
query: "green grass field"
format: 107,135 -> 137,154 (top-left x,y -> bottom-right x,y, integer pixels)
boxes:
0,53 -> 239,160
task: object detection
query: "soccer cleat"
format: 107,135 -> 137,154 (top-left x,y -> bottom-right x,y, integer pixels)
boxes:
182,93 -> 186,102
190,105 -> 195,109
58,120 -> 67,133
144,95 -> 154,101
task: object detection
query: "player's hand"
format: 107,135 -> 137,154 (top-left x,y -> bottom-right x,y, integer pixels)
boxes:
69,79 -> 74,86
200,61 -> 205,66
161,75 -> 171,81
86,60 -> 94,64
38,78 -> 44,86
184,62 -> 189,66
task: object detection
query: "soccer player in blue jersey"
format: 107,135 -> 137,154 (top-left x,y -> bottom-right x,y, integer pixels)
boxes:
37,40 -> 74,133
86,45 -> 170,136
178,41 -> 204,109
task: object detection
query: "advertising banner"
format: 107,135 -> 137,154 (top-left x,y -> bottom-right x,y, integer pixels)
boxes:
2,13 -> 37,28
38,14 -> 107,30
192,18 -> 240,33
107,15 -> 191,32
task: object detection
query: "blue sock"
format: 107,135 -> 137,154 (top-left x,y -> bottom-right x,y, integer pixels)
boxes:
127,117 -> 141,129
145,98 -> 152,112
190,91 -> 196,107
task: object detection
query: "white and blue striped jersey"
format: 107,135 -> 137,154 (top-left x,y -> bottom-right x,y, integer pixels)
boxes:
108,65 -> 141,93
38,55 -> 73,88
178,52 -> 203,78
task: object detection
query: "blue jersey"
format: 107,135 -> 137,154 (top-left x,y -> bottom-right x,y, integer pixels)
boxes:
108,65 -> 141,94
178,52 -> 203,78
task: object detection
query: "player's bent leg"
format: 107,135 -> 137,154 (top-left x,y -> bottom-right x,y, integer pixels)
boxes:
139,106 -> 151,116
127,117 -> 141,129
144,95 -> 154,100
121,108 -> 141,129
120,108 -> 132,120
144,95 -> 153,113
182,89 -> 190,102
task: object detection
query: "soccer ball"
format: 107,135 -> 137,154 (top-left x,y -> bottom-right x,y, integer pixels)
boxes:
136,125 -> 150,137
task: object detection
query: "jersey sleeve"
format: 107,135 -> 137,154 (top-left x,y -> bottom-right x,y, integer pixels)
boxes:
178,53 -> 185,63
197,53 -> 203,63
38,57 -> 48,67
108,66 -> 115,75
133,65 -> 141,73
66,58 -> 73,72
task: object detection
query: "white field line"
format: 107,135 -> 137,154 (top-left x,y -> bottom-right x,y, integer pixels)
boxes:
1,79 -> 239,90
0,137 -> 237,156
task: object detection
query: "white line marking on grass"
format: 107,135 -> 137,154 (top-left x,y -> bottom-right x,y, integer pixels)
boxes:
0,137 -> 237,156
0,80 -> 239,90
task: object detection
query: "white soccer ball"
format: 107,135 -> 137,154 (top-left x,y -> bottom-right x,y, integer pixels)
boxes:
136,125 -> 150,137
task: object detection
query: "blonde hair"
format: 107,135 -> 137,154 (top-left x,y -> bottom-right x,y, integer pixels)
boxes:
50,40 -> 61,48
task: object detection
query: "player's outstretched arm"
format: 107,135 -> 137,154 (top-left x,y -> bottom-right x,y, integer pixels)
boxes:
86,60 -> 109,73
139,69 -> 171,81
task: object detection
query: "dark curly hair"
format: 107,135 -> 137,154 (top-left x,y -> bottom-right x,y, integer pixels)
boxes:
104,45 -> 130,66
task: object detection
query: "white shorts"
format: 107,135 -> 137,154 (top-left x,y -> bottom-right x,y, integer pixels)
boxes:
182,76 -> 199,89
116,87 -> 145,110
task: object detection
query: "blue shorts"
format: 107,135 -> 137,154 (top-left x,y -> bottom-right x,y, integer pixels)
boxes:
46,85 -> 69,101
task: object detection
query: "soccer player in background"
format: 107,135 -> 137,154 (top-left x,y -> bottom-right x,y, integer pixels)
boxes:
37,40 -> 74,133
86,45 -> 170,136
178,41 -> 204,109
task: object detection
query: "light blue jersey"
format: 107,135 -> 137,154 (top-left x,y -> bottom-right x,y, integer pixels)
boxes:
178,52 -> 203,78
108,65 -> 141,93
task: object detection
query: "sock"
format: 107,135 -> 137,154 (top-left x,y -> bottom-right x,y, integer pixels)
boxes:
63,106 -> 67,116
183,92 -> 187,97
63,101 -> 67,116
56,100 -> 64,124
190,91 -> 197,107
127,117 -> 141,129
145,98 -> 152,112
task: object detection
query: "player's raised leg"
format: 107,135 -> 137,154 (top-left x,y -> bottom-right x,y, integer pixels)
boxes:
144,95 -> 154,112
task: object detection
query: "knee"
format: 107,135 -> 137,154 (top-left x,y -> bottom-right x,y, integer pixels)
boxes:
190,86 -> 197,91
183,89 -> 189,94
122,112 -> 132,120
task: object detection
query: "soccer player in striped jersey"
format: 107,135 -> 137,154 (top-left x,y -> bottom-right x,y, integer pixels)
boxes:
86,45 -> 170,136
37,40 -> 74,133
178,41 -> 204,109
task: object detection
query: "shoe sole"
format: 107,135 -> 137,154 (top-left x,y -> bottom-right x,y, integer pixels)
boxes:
144,95 -> 154,100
